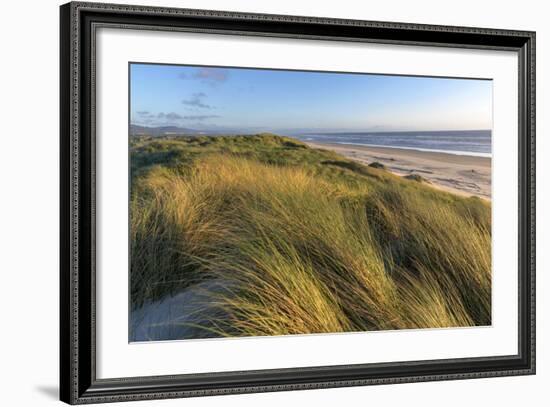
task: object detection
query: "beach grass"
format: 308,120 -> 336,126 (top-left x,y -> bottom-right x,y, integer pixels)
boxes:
130,133 -> 491,338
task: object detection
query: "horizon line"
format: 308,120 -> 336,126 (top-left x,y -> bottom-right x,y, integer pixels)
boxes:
129,123 -> 492,134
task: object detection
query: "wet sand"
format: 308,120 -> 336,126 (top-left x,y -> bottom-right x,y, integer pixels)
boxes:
307,142 -> 491,200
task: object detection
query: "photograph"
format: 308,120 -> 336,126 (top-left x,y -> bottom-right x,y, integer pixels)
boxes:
129,63 -> 493,342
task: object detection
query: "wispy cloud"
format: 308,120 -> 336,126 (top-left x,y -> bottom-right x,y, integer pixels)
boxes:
193,68 -> 228,83
179,67 -> 229,85
133,111 -> 184,126
182,92 -> 212,109
183,115 -> 220,121
157,112 -> 184,120
132,110 -> 221,127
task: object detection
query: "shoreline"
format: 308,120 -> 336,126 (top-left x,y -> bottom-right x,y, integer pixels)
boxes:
328,142 -> 491,158
306,142 -> 491,200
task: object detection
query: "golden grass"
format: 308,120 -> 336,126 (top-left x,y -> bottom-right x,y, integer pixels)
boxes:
131,148 -> 491,338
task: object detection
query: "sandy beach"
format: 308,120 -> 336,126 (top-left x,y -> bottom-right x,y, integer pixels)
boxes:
307,142 -> 491,199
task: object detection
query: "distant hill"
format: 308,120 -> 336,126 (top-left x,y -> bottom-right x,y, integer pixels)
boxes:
130,124 -> 208,136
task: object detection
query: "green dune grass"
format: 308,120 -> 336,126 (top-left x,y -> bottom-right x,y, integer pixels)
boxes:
130,133 -> 491,339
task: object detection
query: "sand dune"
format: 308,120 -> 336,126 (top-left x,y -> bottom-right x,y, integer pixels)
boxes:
307,142 -> 491,200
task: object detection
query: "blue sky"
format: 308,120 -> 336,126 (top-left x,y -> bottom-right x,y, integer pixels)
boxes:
130,63 -> 492,133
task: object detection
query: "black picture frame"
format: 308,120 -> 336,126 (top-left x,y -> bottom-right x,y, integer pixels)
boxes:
60,2 -> 536,404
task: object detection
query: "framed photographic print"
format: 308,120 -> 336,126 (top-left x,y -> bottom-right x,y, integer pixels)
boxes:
60,1 -> 536,404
